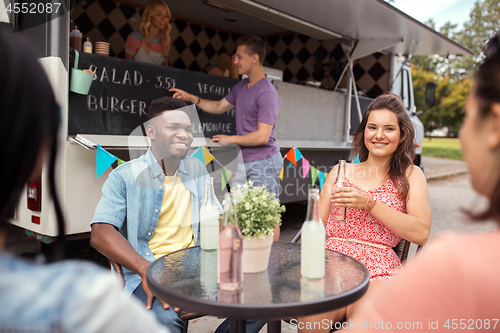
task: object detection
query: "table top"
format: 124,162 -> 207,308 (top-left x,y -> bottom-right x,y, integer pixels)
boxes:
147,242 -> 369,320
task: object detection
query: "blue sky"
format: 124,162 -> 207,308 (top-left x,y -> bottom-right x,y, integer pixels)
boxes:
392,0 -> 477,30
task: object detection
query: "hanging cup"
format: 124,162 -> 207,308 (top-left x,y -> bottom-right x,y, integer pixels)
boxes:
69,50 -> 94,95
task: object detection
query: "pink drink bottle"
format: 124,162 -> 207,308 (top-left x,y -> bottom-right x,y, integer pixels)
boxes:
333,160 -> 347,221
218,193 -> 243,291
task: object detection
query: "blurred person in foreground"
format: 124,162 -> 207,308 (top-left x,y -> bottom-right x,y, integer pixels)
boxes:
345,33 -> 500,332
0,31 -> 169,332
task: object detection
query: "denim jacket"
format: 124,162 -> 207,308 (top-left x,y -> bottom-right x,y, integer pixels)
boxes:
0,252 -> 169,332
92,148 -> 218,295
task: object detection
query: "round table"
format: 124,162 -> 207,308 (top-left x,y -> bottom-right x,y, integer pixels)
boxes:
147,242 -> 369,333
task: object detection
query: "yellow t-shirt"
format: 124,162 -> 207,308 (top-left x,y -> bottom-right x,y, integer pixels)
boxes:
149,174 -> 195,258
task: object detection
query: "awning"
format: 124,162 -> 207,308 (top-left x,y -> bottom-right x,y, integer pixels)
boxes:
212,0 -> 474,56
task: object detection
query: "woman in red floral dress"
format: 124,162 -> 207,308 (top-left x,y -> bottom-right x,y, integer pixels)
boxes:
298,93 -> 431,332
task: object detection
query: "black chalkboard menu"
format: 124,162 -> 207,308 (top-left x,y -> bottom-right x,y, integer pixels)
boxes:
68,50 -> 238,137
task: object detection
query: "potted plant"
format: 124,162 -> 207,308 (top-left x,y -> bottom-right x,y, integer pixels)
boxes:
230,180 -> 286,273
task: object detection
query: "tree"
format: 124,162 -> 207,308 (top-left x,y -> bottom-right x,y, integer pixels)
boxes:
457,0 -> 500,57
412,66 -> 472,137
439,78 -> 472,136
411,0 -> 499,137
409,20 -> 469,79
412,0 -> 500,79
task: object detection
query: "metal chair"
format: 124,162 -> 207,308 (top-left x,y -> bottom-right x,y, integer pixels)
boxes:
108,259 -> 203,333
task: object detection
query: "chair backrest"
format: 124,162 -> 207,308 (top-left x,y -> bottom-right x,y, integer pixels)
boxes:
107,258 -> 203,329
109,259 -> 126,287
393,238 -> 411,263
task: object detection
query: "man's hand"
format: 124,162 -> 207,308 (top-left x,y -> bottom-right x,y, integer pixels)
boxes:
90,224 -> 182,312
211,134 -> 233,146
140,272 -> 180,312
170,88 -> 197,104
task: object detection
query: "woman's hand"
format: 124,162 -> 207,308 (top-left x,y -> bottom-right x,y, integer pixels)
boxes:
331,186 -> 370,211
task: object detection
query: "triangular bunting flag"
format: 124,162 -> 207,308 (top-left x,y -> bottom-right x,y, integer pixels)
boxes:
221,166 -> 233,191
325,172 -> 329,180
191,147 -> 205,164
284,147 -> 297,166
279,166 -> 284,181
117,159 -> 125,166
310,167 -> 319,186
302,159 -> 310,179
318,171 -> 326,189
202,146 -> 214,165
96,144 -> 118,179
288,161 -> 293,167
294,147 -> 303,161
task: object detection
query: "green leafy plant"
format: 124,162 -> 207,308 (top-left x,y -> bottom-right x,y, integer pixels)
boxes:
228,181 -> 285,239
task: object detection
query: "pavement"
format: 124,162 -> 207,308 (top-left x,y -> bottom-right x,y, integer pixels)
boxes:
188,156 -> 469,333
420,156 -> 468,181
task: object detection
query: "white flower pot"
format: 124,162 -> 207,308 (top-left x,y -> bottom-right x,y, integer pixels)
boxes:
242,234 -> 274,273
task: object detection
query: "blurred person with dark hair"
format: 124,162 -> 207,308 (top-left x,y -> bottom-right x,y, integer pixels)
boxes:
0,32 -> 170,332
170,36 -> 283,239
345,33 -> 500,332
90,96 -> 220,333
298,93 -> 431,332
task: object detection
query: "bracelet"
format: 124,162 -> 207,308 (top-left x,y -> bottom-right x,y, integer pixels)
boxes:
363,195 -> 376,212
195,96 -> 201,105
363,196 -> 372,211
366,197 -> 377,212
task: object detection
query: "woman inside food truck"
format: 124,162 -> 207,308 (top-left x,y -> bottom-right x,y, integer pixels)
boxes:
124,0 -> 171,66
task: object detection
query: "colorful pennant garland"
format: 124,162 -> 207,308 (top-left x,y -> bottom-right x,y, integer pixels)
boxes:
282,146 -> 330,189
310,166 -> 319,186
220,166 -> 233,191
94,144 -> 331,190
302,158 -> 310,179
318,171 -> 326,189
294,146 -> 303,161
284,148 -> 297,167
189,145 -> 234,191
96,144 -> 117,179
94,144 -> 234,189
202,146 -> 214,164
190,146 -> 205,163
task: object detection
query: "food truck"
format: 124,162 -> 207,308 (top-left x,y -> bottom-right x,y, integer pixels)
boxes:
1,0 -> 472,244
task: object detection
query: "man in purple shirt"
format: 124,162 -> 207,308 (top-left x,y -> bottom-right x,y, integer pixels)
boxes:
171,35 -> 283,239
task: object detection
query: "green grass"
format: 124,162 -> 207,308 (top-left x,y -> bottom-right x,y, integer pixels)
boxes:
422,138 -> 463,160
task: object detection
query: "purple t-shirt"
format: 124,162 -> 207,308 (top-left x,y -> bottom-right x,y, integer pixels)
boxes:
225,76 -> 280,162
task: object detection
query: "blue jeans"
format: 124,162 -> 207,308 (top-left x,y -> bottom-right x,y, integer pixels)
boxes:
133,283 -> 186,333
215,319 -> 267,333
240,151 -> 283,200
